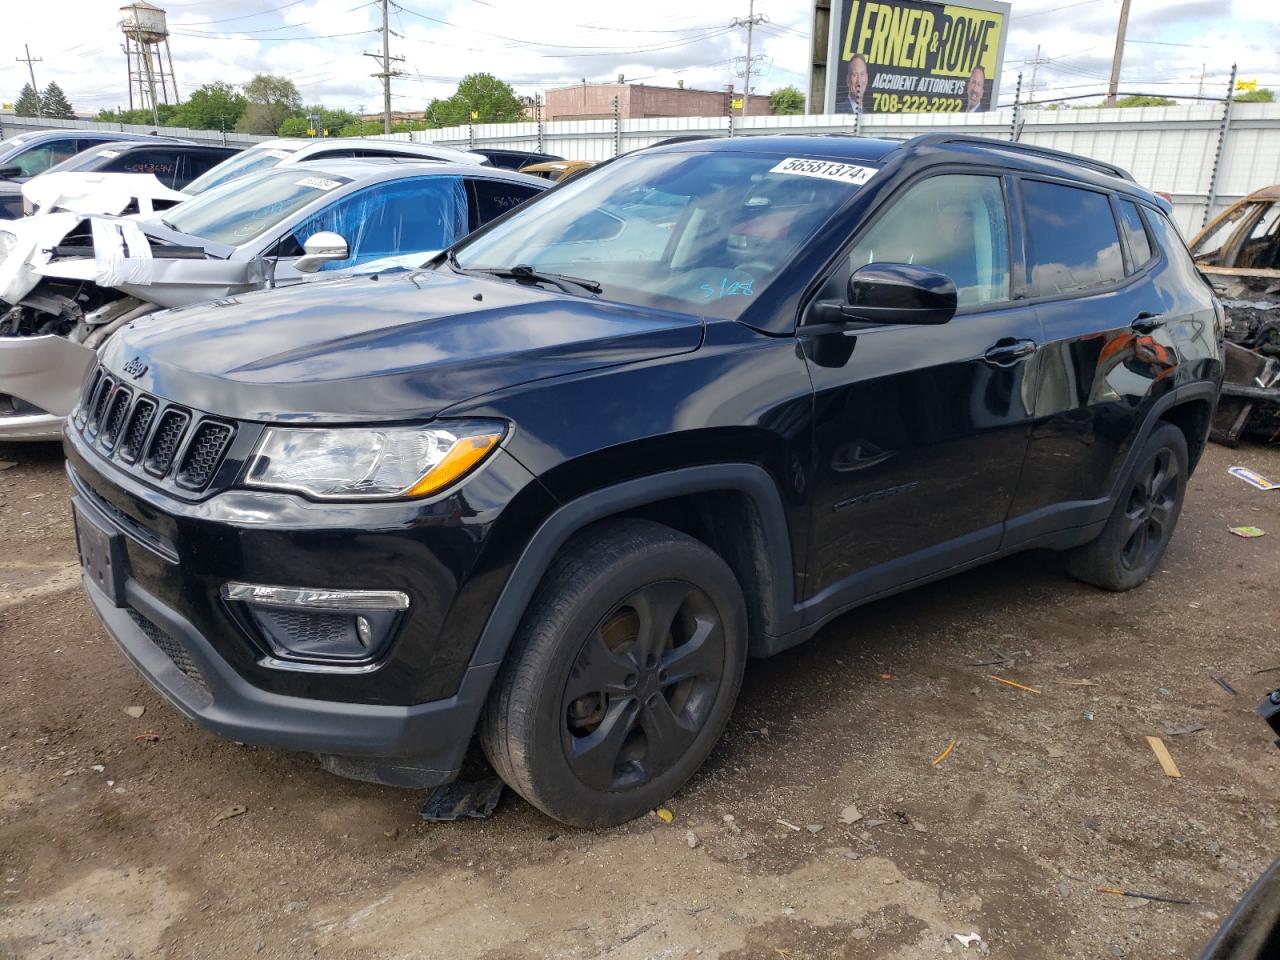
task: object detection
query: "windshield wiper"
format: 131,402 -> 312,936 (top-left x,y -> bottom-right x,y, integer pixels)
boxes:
468,263 -> 602,296
158,217 -> 180,232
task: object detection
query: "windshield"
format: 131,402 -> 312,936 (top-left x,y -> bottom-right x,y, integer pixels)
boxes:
182,145 -> 297,195
42,146 -> 125,176
452,150 -> 873,320
0,134 -> 34,163
160,167 -> 351,246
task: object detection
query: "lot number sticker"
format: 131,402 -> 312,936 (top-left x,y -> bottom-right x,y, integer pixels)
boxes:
296,175 -> 343,191
770,158 -> 877,186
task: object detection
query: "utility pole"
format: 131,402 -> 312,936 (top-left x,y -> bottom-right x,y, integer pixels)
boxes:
1105,0 -> 1132,106
1196,63 -> 1206,99
364,0 -> 404,135
1027,44 -> 1049,104
732,0 -> 765,117
16,44 -> 43,117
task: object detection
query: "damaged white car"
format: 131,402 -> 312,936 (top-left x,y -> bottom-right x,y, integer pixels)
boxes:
0,159 -> 547,439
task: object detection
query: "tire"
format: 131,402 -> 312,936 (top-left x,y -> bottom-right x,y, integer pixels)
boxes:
480,519 -> 747,827
1064,422 -> 1188,591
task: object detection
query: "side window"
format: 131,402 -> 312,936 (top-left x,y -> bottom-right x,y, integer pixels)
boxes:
468,179 -> 544,229
289,176 -> 470,270
1021,179 -> 1125,297
13,140 -> 79,177
1117,199 -> 1153,272
112,150 -> 180,187
309,148 -> 359,160
836,173 -> 1011,308
183,150 -> 230,185
1144,207 -> 1201,274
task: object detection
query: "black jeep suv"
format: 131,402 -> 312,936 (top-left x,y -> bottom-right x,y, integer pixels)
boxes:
64,134 -> 1223,826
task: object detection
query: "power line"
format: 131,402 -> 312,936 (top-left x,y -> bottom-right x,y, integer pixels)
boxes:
174,0 -> 316,26
365,0 -> 405,133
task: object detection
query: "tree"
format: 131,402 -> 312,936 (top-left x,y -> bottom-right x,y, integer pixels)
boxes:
1234,88 -> 1275,103
94,104 -> 180,126
1112,94 -> 1176,107
235,74 -> 302,135
15,83 -> 40,117
172,82 -> 247,131
770,85 -> 805,116
278,105 -> 359,137
424,73 -> 525,127
40,82 -> 76,119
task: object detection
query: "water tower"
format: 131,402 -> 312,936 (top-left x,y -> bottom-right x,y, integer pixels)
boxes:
120,1 -> 179,113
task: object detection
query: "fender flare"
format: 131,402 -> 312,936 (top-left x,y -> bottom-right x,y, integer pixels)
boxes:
466,462 -> 800,672
1107,380 -> 1220,506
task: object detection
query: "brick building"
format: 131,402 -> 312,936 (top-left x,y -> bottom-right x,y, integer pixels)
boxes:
544,81 -> 773,120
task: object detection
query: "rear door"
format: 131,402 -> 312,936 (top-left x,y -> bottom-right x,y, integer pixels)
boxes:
465,176 -> 546,231
1004,179 -> 1177,545
801,170 -> 1043,607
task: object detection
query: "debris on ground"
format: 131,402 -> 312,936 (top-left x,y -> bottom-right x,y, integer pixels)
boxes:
1050,678 -> 1100,686
806,824 -> 823,834
1098,885 -> 1194,905
1161,722 -> 1206,737
655,808 -> 674,824
775,818 -> 802,832
686,830 -> 700,849
931,736 -> 958,765
1145,736 -> 1183,778
838,804 -> 863,825
1228,465 -> 1280,490
133,732 -> 161,743
990,675 -> 1041,695
879,672 -> 894,682
211,805 -> 247,826
123,705 -> 145,718
420,777 -> 504,822
953,931 -> 988,951
1229,525 -> 1267,538
1212,676 -> 1238,695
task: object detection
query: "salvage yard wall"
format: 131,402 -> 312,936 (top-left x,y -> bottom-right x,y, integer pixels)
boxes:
402,103 -> 1280,238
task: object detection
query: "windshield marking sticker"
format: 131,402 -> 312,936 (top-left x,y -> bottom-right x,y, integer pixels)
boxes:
265,149 -> 293,160
296,175 -> 343,191
97,150 -> 121,159
769,158 -> 877,186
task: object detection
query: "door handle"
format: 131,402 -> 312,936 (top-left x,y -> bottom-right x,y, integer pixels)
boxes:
1131,312 -> 1166,334
983,338 -> 1037,366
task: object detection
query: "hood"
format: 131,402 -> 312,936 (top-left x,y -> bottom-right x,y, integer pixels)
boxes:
101,268 -> 704,423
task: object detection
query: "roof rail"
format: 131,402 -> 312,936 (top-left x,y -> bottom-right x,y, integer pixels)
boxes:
904,133 -> 1135,182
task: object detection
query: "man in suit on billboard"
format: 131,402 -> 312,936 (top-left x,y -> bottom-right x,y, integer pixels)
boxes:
966,66 -> 986,112
847,53 -> 869,113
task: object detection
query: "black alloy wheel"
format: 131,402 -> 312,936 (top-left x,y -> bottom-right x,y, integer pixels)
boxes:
561,581 -> 725,792
1119,446 -> 1180,572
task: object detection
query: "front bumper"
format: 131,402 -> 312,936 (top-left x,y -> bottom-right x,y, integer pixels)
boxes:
81,556 -> 497,786
0,409 -> 63,440
64,414 -> 556,785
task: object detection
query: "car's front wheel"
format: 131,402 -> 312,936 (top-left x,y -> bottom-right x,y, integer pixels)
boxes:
480,519 -> 747,827
1065,421 -> 1188,591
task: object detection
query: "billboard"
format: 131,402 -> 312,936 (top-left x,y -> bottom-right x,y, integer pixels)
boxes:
819,0 -> 1010,115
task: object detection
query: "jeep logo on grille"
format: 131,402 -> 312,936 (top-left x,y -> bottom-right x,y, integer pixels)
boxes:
123,356 -> 148,379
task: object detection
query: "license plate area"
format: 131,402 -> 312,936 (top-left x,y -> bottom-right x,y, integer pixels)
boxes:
73,499 -> 129,607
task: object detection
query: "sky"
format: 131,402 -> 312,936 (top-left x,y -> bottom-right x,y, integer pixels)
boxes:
3,0 -> 1280,117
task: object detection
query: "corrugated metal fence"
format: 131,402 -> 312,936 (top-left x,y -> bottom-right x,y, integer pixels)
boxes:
396,103 -> 1280,237
0,114 -> 267,148
7,104 -> 1280,236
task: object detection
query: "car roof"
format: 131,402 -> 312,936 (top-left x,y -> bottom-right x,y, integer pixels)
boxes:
258,158 -> 547,186
646,132 -> 1161,206
7,128 -> 189,145
89,140 -> 236,154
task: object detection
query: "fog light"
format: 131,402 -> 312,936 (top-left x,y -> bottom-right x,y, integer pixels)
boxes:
221,582 -> 409,666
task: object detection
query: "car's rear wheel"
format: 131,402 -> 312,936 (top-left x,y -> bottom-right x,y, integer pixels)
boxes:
1065,421 -> 1188,591
480,519 -> 746,827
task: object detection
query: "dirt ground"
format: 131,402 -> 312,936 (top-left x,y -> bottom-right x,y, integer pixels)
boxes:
1,438 -> 1278,960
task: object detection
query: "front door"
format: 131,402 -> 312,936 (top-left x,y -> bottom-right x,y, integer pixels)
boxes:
800,172 -> 1042,615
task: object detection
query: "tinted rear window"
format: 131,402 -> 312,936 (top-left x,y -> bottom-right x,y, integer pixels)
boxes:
1117,200 -> 1153,271
1021,180 -> 1124,296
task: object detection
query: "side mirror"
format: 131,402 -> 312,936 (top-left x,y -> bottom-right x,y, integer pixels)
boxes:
812,263 -> 958,327
294,231 -> 349,273
0,164 -> 23,181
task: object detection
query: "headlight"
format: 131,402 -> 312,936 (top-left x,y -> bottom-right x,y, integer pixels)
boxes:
244,420 -> 506,501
